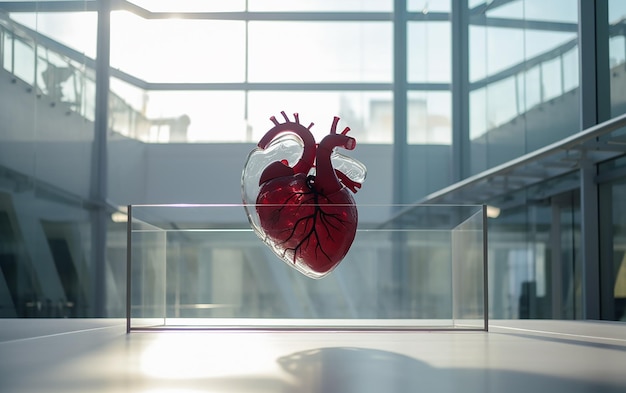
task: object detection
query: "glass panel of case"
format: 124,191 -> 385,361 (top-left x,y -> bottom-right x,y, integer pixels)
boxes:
128,204 -> 487,331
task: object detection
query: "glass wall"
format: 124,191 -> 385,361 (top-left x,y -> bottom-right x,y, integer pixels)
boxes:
468,0 -> 579,175
105,3 -> 452,148
407,19 -> 451,145
0,1 -> 451,318
599,157 -> 626,321
610,0 -> 626,117
0,4 -> 111,317
107,11 -> 398,144
486,173 -> 582,319
466,0 -> 587,320
1,0 -> 625,322
596,2 -> 626,321
481,0 -> 626,321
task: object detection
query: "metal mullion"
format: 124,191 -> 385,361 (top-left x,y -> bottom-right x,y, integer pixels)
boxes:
452,0 -> 470,182
406,12 -> 451,22
126,204 -> 132,333
591,0 -> 615,321
560,52 -> 565,96
33,36 -> 37,90
244,14 -> 249,139
149,12 -> 393,21
0,1 -> 99,12
578,0 -> 601,319
11,30 -> 14,74
1,1 -> 448,22
0,27 -> 3,69
91,0 -> 111,317
118,6 -> 394,22
393,0 -> 408,205
142,82 -> 393,91
470,15 -> 578,32
407,82 -> 450,90
391,0 -> 409,315
578,0 -> 609,320
138,82 -> 451,91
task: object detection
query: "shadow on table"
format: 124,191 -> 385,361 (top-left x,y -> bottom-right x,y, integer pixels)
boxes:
277,346 -> 623,393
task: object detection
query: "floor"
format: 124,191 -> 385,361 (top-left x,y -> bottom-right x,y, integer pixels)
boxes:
1,319 -> 625,392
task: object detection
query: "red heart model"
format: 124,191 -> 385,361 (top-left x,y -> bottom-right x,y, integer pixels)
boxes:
245,112 -> 364,278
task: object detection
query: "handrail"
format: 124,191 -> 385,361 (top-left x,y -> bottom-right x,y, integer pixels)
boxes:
424,112 -> 626,202
382,112 -> 626,224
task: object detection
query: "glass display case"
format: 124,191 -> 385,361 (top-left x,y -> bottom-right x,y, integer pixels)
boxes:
126,204 -> 487,331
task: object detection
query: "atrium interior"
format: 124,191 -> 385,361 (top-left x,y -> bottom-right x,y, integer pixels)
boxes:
1,1 -> 626,392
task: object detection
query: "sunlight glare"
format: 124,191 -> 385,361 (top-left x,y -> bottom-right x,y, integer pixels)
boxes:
140,333 -> 276,379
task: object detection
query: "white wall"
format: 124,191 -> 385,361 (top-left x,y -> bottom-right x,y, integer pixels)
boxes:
132,143 -> 394,206
106,139 -> 396,224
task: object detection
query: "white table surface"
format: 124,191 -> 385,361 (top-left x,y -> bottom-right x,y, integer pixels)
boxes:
1,319 -> 625,392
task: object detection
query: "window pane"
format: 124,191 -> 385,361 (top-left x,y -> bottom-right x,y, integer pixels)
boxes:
525,30 -> 577,61
483,0 -> 523,18
247,91 -> 392,144
0,7 -> 101,317
485,27 -> 524,76
609,0 -> 626,117
248,0 -> 392,12
408,0 -> 450,13
469,87 -> 487,140
469,25 -> 487,82
148,91 -> 246,142
10,12 -> 98,58
488,77 -> 518,128
3,32 -> 13,71
469,0 -> 579,175
6,12 -> 97,120
471,22 -> 576,82
111,87 -> 246,142
407,91 -> 451,144
599,158 -> 626,321
524,66 -> 541,111
522,0 -> 578,23
485,0 -> 576,23
110,12 -> 246,83
408,22 -> 451,83
562,47 -> 579,92
542,56 -> 562,101
13,38 -> 35,84
111,89 -> 395,144
248,22 -> 392,82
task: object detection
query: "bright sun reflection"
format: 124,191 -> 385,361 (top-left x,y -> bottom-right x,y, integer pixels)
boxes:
140,389 -> 209,393
139,333 -> 276,380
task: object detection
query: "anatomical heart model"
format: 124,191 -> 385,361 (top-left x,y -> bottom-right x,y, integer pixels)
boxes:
242,111 -> 367,279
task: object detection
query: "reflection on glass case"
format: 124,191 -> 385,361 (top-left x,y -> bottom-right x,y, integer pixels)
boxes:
126,204 -> 487,332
